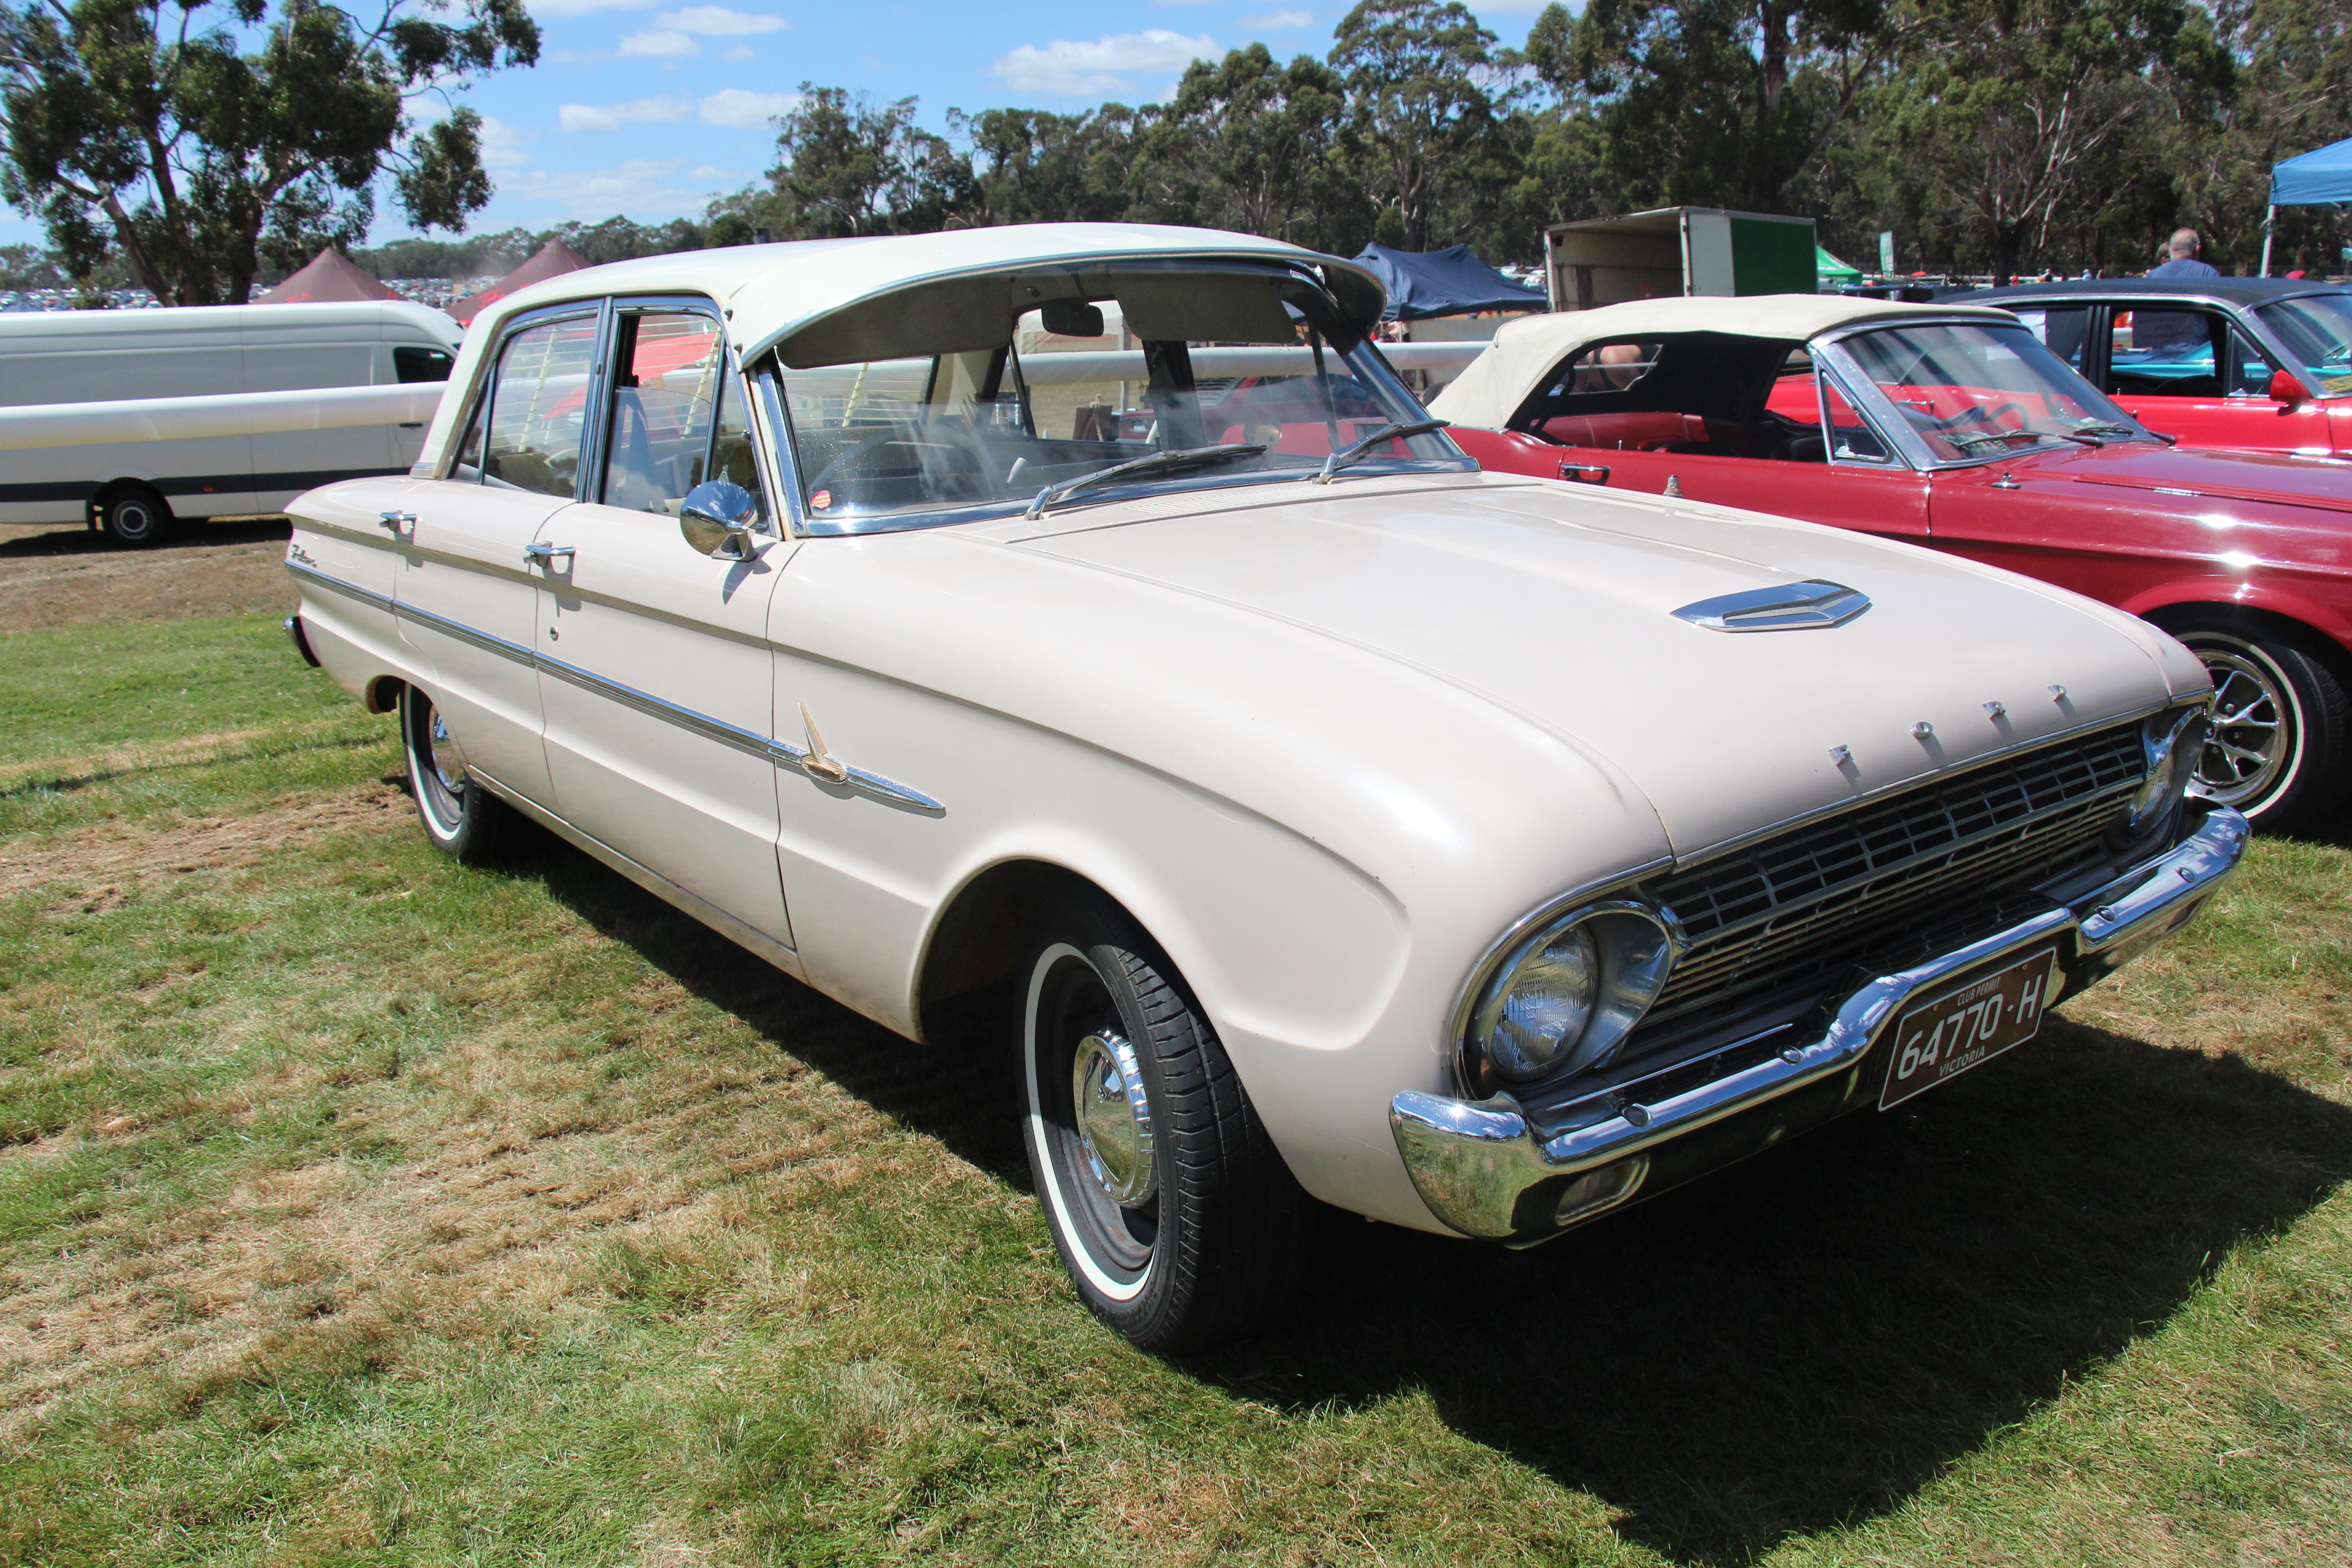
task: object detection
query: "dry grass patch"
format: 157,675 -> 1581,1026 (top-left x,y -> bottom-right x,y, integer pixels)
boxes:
0,519 -> 294,632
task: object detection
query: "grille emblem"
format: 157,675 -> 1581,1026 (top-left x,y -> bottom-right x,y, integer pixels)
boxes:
1671,580 -> 1871,633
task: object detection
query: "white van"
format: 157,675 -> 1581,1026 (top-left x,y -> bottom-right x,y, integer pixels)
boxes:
0,300 -> 462,544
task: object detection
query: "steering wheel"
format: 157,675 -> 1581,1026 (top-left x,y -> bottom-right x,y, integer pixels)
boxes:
808,426 -> 992,496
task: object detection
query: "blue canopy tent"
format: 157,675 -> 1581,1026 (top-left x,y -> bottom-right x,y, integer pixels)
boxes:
1351,242 -> 1548,320
2263,137 -> 2352,275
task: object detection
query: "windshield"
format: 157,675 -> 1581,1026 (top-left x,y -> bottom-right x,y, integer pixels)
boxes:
2255,293 -> 2352,397
774,265 -> 1464,530
1839,321 -> 2144,463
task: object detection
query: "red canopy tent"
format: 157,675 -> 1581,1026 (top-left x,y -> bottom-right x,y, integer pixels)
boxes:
254,247 -> 398,304
451,239 -> 590,325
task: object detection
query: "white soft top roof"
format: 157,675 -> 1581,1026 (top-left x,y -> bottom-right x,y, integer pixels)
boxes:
474,222 -> 1379,363
1427,293 -> 2019,429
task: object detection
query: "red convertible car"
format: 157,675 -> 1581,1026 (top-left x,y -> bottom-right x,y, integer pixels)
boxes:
1964,279 -> 2352,458
1431,296 -> 2352,830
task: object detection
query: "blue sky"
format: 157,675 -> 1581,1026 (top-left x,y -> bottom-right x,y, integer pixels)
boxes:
2,1 -> 1559,251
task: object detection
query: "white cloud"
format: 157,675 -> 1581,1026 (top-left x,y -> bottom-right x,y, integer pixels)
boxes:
1240,8 -> 1313,26
990,29 -> 1218,97
476,115 -> 533,168
724,42 -> 754,58
529,0 -> 651,15
490,158 -> 742,220
559,95 -> 692,132
697,88 -> 800,127
618,28 -> 698,55
657,5 -> 788,34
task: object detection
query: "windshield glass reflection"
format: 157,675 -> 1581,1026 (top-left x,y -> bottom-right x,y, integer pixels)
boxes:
774,267 -> 1465,529
1841,322 -> 2144,463
2255,293 -> 2352,397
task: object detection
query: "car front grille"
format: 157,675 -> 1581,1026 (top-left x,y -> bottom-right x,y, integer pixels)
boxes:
1629,719 -> 2147,1049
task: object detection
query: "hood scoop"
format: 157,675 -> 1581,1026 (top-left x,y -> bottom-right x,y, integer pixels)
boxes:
1671,579 -> 1872,633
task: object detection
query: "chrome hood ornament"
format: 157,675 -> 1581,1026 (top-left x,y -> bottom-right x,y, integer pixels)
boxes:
1671,579 -> 1871,633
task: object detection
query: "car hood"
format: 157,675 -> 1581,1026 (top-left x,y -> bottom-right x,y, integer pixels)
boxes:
2018,439 -> 2352,516
1002,474 -> 2200,858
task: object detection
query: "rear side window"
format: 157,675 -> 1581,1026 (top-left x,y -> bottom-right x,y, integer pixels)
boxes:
483,316 -> 598,497
394,345 -> 455,383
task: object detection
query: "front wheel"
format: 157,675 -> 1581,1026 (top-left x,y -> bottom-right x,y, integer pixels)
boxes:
399,686 -> 521,863
1020,895 -> 1312,1352
2169,614 -> 2352,833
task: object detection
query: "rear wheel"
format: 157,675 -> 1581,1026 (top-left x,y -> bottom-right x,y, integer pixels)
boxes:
98,486 -> 173,547
1020,894 -> 1312,1352
2169,613 -> 2352,833
399,686 -> 521,863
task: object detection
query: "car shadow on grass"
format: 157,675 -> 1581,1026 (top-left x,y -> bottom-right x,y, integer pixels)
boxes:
507,825 -> 2352,1568
0,515 -> 290,559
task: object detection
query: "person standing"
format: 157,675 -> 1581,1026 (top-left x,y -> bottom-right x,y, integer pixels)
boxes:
2148,228 -> 2220,280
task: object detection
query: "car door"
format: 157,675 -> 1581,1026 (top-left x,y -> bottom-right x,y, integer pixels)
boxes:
531,302 -> 796,956
1593,348 -> 1933,539
243,313 -> 393,505
394,306 -> 599,807
2092,300 -> 2325,453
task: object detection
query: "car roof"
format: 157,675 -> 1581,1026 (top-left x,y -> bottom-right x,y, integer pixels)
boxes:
0,298 -> 461,344
474,222 -> 1388,363
1965,277 -> 2349,306
1427,292 -> 2018,431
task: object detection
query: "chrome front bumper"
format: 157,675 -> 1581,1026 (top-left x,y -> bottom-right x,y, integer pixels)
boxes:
1390,805 -> 2250,1241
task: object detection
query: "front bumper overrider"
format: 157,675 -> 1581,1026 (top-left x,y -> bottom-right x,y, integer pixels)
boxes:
1389,804 -> 2250,1242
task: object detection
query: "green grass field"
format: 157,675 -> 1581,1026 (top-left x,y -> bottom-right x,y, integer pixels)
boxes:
2,609 -> 2349,1565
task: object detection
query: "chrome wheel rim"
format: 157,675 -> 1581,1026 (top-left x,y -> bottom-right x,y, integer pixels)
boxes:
1071,1032 -> 1156,1206
1026,948 -> 1156,1293
2194,645 -> 2291,809
410,698 -> 468,831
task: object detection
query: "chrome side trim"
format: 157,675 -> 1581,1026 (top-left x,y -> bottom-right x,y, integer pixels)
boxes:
467,768 -> 800,970
1392,806 -> 2249,1239
291,562 -> 945,813
286,559 -> 392,612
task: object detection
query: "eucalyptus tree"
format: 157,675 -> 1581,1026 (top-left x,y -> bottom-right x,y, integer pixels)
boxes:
0,0 -> 537,304
1127,44 -> 1353,247
1327,0 -> 1511,252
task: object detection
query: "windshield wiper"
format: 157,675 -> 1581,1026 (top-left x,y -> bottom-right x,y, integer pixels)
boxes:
1025,442 -> 1267,519
1314,419 -> 1449,484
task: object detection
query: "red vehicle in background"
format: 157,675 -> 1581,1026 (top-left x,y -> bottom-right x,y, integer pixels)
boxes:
1431,296 -> 2352,830
1964,279 -> 2352,458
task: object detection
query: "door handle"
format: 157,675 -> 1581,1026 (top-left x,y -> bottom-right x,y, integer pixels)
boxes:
523,543 -> 576,567
1559,462 -> 1611,485
377,510 -> 416,536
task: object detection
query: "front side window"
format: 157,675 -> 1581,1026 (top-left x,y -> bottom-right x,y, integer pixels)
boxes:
601,311 -> 724,516
482,315 -> 598,497
2254,293 -> 2352,396
394,345 -> 455,383
774,264 -> 1464,530
1838,322 -> 2141,464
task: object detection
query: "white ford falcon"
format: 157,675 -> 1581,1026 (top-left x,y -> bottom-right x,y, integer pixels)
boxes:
284,224 -> 2245,1351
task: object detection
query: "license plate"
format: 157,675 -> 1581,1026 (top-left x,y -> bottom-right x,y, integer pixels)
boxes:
1878,946 -> 2059,1111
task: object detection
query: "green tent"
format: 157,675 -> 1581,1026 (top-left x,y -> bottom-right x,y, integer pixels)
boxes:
1815,245 -> 1862,289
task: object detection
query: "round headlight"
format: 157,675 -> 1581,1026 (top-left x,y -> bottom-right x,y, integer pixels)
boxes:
1489,923 -> 1599,1080
1467,901 -> 1680,1091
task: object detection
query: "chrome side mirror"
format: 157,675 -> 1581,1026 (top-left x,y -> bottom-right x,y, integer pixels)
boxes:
680,480 -> 761,559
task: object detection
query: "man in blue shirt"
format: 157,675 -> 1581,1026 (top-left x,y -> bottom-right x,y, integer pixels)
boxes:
2148,228 -> 2221,281
2133,229 -> 2222,356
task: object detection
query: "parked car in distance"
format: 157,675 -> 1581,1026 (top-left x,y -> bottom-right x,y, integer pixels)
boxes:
0,299 -> 461,545
286,227 -> 2242,1350
1433,295 -> 2352,831
1961,278 -> 2352,458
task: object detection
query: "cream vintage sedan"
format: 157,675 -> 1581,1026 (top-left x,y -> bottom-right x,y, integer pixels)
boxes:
284,224 -> 2246,1351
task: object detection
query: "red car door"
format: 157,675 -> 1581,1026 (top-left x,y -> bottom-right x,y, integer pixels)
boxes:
2107,305 -> 2338,454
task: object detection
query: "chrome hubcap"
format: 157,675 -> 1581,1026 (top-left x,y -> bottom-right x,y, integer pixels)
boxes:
426,710 -> 470,794
1070,1032 -> 1155,1205
2195,649 -> 2288,807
